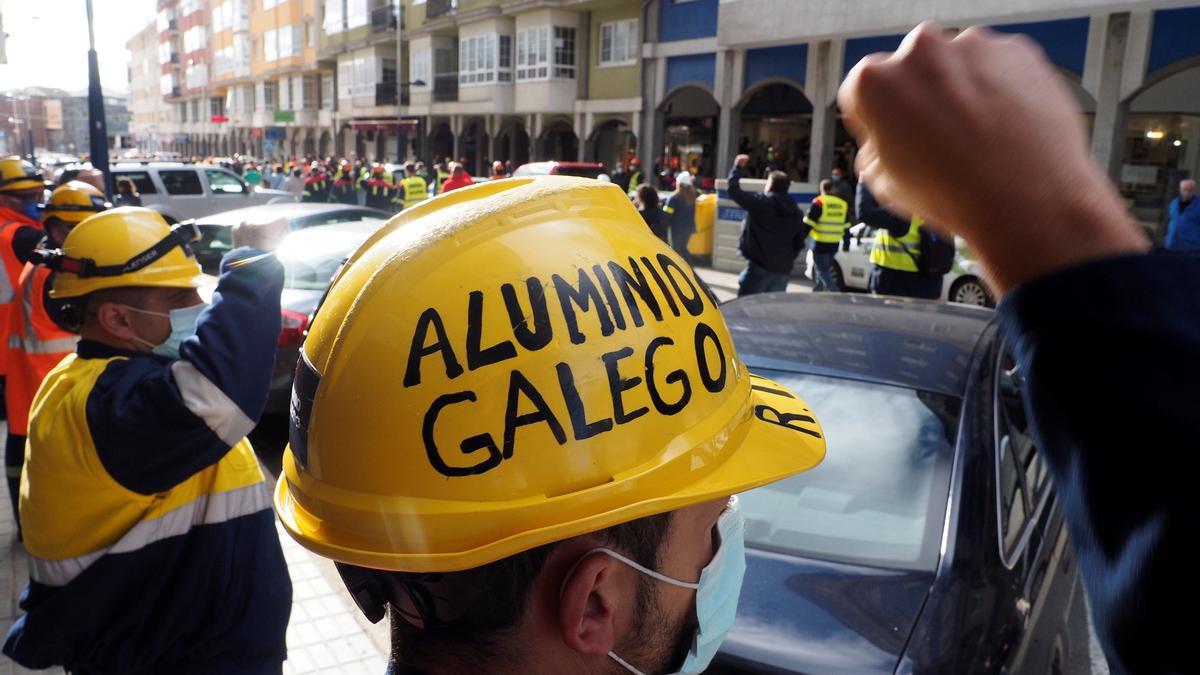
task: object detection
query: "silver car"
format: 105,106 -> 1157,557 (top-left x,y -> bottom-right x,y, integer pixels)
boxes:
111,162 -> 296,223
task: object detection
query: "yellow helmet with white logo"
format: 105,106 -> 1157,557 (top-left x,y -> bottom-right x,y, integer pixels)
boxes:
275,177 -> 826,572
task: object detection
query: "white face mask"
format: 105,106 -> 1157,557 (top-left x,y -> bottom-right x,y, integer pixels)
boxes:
564,498 -> 746,675
123,302 -> 206,359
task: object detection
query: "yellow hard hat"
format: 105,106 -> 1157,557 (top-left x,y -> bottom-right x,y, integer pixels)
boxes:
0,156 -> 46,193
275,177 -> 826,573
41,181 -> 109,225
50,207 -> 209,298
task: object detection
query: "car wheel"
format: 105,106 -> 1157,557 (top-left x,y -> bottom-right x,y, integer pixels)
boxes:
950,276 -> 993,307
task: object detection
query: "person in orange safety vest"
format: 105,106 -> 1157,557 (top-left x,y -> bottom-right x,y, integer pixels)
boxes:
4,181 -> 107,530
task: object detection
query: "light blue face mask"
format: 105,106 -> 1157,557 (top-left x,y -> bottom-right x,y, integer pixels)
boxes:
574,497 -> 746,675
125,302 -> 206,359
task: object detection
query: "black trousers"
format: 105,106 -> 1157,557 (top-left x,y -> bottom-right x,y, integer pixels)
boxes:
6,432 -> 24,536
869,265 -> 942,300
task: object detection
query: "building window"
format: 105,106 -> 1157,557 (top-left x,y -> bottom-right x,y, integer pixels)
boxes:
185,63 -> 209,89
183,25 -> 207,54
212,2 -> 229,32
323,0 -> 344,35
161,73 -> 176,95
302,74 -> 318,109
410,48 -> 431,88
259,80 -> 277,111
278,77 -> 292,111
263,0 -> 286,9
599,19 -> 637,66
264,26 -> 300,62
320,73 -> 334,109
517,26 -> 574,81
554,26 -> 576,79
458,34 -> 510,86
346,0 -> 368,29
516,26 -> 547,80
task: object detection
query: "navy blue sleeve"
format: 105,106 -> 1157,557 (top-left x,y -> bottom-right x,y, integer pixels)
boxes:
88,248 -> 284,495
855,182 -> 910,236
996,251 -> 1199,675
727,165 -> 769,215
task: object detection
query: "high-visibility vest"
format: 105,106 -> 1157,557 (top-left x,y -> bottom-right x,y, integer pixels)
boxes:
805,195 -> 850,244
5,264 -> 78,435
435,171 -> 450,194
870,214 -> 924,273
0,210 -> 41,377
401,176 -> 428,208
21,353 -> 267,580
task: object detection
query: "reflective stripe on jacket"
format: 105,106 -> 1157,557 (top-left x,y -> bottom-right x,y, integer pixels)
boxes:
5,265 -> 77,435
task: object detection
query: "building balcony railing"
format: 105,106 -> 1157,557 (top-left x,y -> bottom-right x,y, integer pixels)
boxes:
371,4 -> 398,32
433,74 -> 457,102
426,0 -> 456,20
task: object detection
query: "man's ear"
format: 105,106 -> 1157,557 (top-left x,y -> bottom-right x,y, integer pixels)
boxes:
96,302 -> 139,341
558,552 -> 622,657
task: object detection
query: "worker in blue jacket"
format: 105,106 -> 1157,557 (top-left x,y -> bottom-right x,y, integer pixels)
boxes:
840,23 -> 1195,675
2,208 -> 292,673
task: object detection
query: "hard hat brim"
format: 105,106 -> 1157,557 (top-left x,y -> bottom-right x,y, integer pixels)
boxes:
273,371 -> 824,573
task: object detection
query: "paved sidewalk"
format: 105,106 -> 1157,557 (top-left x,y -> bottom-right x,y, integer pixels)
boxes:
0,419 -> 388,675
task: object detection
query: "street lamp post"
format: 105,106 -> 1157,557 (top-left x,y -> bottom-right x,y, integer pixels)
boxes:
85,0 -> 114,198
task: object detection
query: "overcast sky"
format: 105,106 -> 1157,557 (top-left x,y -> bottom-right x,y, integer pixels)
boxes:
1,0 -> 157,94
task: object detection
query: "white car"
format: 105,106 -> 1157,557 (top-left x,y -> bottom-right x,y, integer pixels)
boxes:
805,224 -> 994,307
111,161 -> 296,224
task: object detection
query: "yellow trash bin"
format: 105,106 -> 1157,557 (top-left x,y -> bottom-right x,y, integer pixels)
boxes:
689,193 -> 716,261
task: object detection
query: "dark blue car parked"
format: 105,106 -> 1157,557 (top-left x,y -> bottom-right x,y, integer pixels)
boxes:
712,293 -> 1084,675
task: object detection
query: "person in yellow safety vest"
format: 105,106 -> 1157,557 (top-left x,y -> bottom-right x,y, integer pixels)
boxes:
628,157 -> 644,194
858,182 -> 942,299
273,177 -> 828,675
803,178 -> 852,292
433,161 -> 451,196
398,162 -> 428,210
0,157 -> 50,384
365,164 -> 397,212
2,208 -> 293,672
3,182 -> 107,529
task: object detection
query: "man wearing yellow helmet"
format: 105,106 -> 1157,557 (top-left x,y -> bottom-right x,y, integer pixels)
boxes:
0,157 -> 51,383
2,208 -> 294,673
274,177 -> 827,675
3,182 -> 108,528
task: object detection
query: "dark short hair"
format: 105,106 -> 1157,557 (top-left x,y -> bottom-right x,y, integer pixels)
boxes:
635,183 -> 658,210
405,162 -> 416,173
767,171 -> 790,194
819,179 -> 833,194
390,512 -> 673,670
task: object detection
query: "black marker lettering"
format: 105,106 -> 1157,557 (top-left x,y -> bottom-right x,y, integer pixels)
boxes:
423,391 -> 501,477
502,370 -> 566,459
502,276 -> 554,352
602,347 -> 649,425
754,405 -> 823,438
467,290 -> 518,370
553,269 -> 614,345
640,256 -> 680,317
656,254 -> 704,317
404,307 -> 464,387
592,264 -> 627,331
607,258 -> 663,326
694,322 -> 727,393
645,336 -> 691,415
556,361 -> 614,440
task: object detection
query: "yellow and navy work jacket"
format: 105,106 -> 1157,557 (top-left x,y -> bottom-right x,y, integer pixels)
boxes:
2,249 -> 292,674
400,175 -> 428,209
804,194 -> 850,245
870,214 -> 924,273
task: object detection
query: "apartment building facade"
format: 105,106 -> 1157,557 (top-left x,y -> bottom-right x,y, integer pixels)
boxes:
642,0 -> 1200,229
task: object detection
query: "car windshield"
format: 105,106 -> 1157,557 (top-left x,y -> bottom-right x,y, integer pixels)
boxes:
277,235 -> 368,291
739,370 -> 959,571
